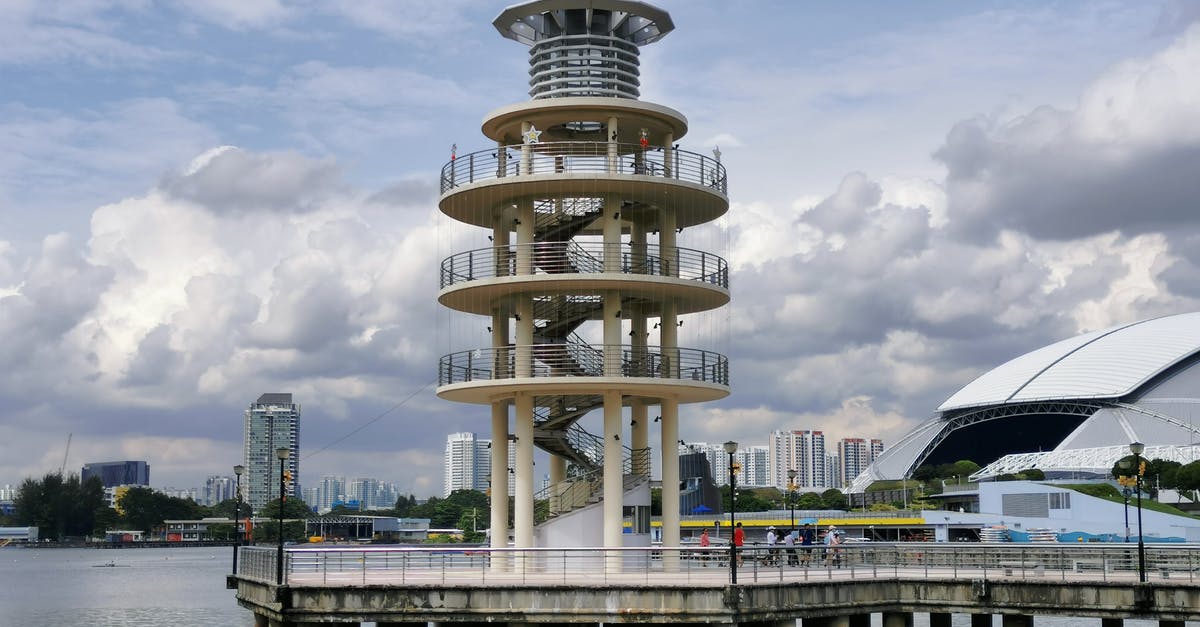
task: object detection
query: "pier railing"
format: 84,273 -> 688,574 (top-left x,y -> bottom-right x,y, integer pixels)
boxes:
235,543 -> 1199,587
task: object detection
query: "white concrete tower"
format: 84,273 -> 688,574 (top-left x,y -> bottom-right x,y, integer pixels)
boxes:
437,0 -> 730,560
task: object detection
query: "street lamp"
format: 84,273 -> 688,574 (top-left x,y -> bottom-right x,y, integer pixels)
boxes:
275,447 -> 290,585
233,464 -> 244,574
723,440 -> 738,585
1129,441 -> 1146,583
787,469 -> 797,531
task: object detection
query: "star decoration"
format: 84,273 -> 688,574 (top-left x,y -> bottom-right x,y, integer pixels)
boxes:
523,125 -> 542,144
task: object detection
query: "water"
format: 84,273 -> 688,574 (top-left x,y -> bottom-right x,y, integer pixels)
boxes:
0,547 -> 1193,627
0,546 -> 252,626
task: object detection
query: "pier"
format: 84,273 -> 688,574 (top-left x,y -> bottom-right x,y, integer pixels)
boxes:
229,543 -> 1200,626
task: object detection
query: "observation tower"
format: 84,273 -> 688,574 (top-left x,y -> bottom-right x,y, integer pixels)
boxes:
437,0 -> 730,559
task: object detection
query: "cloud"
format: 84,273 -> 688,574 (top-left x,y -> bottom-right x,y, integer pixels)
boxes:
937,25 -> 1200,241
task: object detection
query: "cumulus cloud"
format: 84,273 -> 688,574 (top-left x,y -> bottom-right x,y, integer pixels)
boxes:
937,25 -> 1200,241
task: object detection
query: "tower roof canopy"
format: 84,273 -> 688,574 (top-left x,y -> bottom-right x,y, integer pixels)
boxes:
494,0 -> 674,46
938,312 -> 1200,412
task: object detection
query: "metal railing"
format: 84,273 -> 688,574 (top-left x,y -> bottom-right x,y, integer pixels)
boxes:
440,242 -> 729,289
439,344 -> 729,386
440,142 -> 728,195
235,543 -> 1200,587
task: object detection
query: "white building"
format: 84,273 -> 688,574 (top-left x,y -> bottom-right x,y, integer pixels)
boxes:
242,393 -> 300,512
837,438 -> 884,488
203,475 -> 237,506
769,430 -> 827,489
444,432 -> 492,497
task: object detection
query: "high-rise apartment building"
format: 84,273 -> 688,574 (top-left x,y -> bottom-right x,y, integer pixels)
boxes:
837,438 -> 884,488
444,432 -> 492,497
768,430 -> 827,489
203,475 -> 237,506
242,393 -> 300,512
81,460 -> 150,488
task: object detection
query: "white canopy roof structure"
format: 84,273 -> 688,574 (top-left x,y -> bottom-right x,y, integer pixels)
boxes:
971,444 -> 1200,481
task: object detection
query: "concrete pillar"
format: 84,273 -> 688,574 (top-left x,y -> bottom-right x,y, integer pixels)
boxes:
883,611 -> 914,627
607,116 -> 619,173
661,300 -> 678,378
520,121 -> 533,174
660,397 -> 680,567
492,307 -> 511,379
930,613 -> 953,627
513,393 -> 535,551
662,132 -> 674,178
1001,616 -> 1032,627
970,615 -> 993,627
631,401 -> 649,476
604,289 -> 622,376
603,389 -> 624,569
515,199 -> 534,275
490,401 -> 509,571
493,215 -> 511,278
659,207 -> 677,278
549,454 -> 566,515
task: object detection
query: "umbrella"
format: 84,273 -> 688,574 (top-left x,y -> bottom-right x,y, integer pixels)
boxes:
797,517 -> 818,525
690,504 -> 714,514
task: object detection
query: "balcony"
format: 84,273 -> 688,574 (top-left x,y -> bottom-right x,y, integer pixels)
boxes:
438,142 -> 728,229
441,242 -> 727,287
437,343 -> 729,404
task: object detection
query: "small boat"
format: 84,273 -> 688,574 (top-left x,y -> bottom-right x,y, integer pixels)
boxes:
92,561 -> 130,568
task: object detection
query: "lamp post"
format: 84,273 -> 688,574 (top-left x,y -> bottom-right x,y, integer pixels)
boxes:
724,440 -> 738,585
1122,488 -> 1131,543
1129,441 -> 1146,583
275,447 -> 289,585
232,464 -> 244,574
787,469 -> 797,531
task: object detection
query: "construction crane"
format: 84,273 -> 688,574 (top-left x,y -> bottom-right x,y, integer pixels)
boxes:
60,433 -> 72,474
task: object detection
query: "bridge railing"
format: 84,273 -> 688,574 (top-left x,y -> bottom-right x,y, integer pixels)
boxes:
234,543 -> 1199,587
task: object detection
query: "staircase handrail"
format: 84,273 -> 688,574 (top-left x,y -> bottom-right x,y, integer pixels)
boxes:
440,242 -> 727,288
440,141 -> 728,195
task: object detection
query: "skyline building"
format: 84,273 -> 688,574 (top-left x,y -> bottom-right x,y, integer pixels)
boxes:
444,432 -> 492,497
203,475 -> 237,506
769,430 -> 827,489
837,438 -> 884,488
435,0 -> 730,554
242,392 -> 300,512
81,460 -> 150,488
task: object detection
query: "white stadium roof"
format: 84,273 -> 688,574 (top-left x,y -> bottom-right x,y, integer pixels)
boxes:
938,312 -> 1200,412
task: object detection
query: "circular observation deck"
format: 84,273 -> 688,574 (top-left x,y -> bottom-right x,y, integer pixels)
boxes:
439,141 -> 728,231
438,242 -> 728,316
481,98 -> 687,145
437,343 -> 729,405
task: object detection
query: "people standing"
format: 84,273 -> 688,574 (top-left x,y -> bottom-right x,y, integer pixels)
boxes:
800,523 -> 815,566
784,527 -> 798,566
824,525 -> 841,567
733,522 -> 745,566
765,526 -> 778,566
699,528 -> 710,565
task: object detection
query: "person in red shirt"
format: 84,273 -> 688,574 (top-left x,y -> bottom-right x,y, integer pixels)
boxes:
732,522 -> 745,566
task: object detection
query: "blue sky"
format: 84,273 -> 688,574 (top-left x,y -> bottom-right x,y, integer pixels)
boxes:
3,0 -> 1200,496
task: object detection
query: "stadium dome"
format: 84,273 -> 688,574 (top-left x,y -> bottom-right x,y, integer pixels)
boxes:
849,312 -> 1200,492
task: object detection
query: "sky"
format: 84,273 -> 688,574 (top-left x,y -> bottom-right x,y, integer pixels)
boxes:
3,0 -> 1200,497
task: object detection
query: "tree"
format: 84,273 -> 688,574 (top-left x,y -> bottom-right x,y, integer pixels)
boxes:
118,487 -> 203,533
1175,460 -> 1200,501
795,492 -> 823,509
819,489 -> 848,510
253,498 -> 313,542
13,472 -> 106,540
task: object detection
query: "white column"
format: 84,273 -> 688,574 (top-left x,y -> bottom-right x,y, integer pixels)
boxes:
607,117 -> 619,174
661,397 -> 681,570
631,401 -> 648,476
513,393 -> 535,551
603,389 -> 624,571
549,455 -> 566,516
490,401 -> 510,571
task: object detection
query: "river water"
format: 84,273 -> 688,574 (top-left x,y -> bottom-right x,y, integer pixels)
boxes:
0,546 -> 1193,627
0,546 -> 252,626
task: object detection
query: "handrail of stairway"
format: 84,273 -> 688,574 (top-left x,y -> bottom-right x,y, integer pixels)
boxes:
440,141 -> 728,195
439,344 -> 730,386
440,242 -> 728,289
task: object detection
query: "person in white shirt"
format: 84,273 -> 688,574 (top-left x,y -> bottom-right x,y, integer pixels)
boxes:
765,526 -> 778,566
